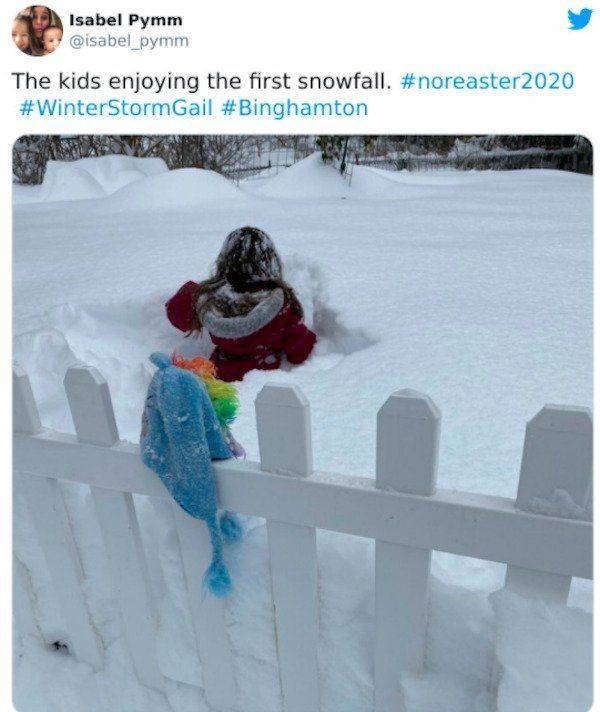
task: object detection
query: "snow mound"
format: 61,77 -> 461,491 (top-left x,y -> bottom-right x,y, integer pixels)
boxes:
48,155 -> 167,191
285,255 -> 376,360
108,168 -> 243,210
12,297 -> 179,438
249,155 -> 480,202
37,155 -> 168,203
348,164 -> 494,198
250,152 -> 353,200
13,328 -> 80,419
349,165 -> 425,199
41,166 -> 106,202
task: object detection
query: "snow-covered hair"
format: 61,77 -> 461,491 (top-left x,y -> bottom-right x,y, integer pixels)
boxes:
215,226 -> 283,287
190,226 -> 303,332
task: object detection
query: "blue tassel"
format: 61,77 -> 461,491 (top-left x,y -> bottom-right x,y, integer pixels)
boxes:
203,556 -> 233,598
220,511 -> 244,543
202,514 -> 233,597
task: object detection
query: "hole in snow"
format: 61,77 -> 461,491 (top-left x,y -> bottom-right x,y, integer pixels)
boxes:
49,640 -> 70,655
313,300 -> 377,355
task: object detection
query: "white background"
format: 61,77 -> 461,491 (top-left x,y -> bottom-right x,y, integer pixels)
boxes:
2,0 -> 598,708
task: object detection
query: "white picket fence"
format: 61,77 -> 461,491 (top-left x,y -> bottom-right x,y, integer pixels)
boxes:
13,362 -> 592,712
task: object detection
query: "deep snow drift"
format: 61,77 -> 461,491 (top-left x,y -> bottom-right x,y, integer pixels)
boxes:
108,167 -> 245,210
250,151 -> 354,199
13,155 -> 168,204
13,155 -> 593,712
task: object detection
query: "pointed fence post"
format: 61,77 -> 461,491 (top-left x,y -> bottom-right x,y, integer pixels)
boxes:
256,384 -> 319,712
13,363 -> 104,670
171,502 -> 237,710
374,389 -> 440,712
64,365 -> 163,689
505,405 -> 592,604
13,362 -> 42,434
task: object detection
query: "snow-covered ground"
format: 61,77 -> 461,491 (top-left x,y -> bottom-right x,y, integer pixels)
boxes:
13,153 -> 593,711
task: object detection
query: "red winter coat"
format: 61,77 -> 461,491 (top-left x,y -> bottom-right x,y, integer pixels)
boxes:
166,280 -> 317,382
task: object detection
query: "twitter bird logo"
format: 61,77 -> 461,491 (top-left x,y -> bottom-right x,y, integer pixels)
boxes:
568,7 -> 593,29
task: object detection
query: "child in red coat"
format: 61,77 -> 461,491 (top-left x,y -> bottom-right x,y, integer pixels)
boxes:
166,226 -> 317,382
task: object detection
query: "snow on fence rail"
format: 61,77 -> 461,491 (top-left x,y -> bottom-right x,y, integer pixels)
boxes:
13,362 -> 592,712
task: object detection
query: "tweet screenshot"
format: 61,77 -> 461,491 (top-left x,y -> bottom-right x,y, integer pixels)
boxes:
3,2 -> 596,711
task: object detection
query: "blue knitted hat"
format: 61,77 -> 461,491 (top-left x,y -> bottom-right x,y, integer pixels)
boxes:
141,352 -> 237,596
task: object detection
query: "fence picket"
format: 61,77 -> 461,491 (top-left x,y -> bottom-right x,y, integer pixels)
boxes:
13,553 -> 41,639
21,472 -> 104,668
374,389 -> 440,711
14,363 -> 104,669
256,384 -> 319,712
13,362 -> 42,434
505,405 -> 593,604
64,365 -> 118,446
172,503 -> 237,710
64,365 -> 162,688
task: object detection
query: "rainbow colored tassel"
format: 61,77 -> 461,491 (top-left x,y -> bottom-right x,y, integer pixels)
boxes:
172,354 -> 239,428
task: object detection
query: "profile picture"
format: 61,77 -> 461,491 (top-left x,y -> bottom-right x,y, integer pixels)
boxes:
12,5 -> 63,56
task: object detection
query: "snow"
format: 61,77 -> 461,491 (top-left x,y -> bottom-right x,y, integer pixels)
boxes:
108,167 -> 245,210
491,590 -> 592,712
250,152 -> 353,199
13,182 -> 55,204
13,155 -> 168,204
42,165 -> 106,202
525,488 -> 592,520
350,163 -> 491,195
12,154 -> 593,711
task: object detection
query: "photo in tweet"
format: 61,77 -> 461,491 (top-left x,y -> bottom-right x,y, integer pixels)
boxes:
12,134 -> 592,712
